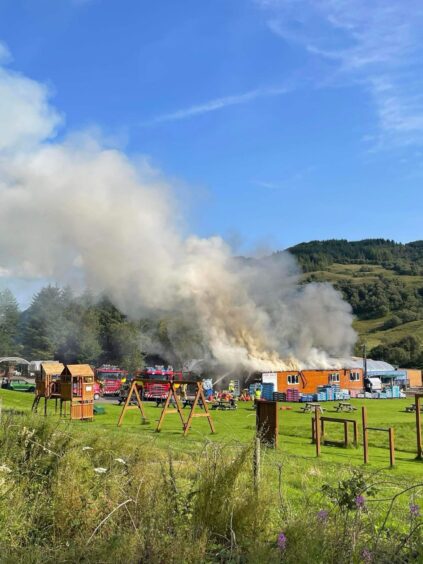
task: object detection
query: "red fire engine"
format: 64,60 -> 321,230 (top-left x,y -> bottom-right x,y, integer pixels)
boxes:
134,366 -> 183,403
95,365 -> 128,397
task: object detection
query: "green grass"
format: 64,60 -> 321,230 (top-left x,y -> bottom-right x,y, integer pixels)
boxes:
1,389 -> 422,562
1,389 -> 421,479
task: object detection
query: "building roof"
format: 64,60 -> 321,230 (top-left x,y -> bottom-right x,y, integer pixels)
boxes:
41,362 -> 64,376
345,357 -> 395,372
63,364 -> 94,377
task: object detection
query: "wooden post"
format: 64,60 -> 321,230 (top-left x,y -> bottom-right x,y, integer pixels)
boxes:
253,436 -> 261,491
416,395 -> 422,460
315,408 -> 321,457
311,416 -> 315,443
389,427 -> 395,467
362,406 -> 369,464
344,420 -> 349,447
353,420 -> 358,448
321,417 -> 325,441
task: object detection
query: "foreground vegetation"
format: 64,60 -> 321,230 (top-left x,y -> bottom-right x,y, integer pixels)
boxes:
0,390 -> 422,562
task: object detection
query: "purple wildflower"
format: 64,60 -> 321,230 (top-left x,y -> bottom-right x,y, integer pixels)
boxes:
410,503 -> 420,518
277,532 -> 287,550
361,548 -> 372,562
355,495 -> 365,510
317,510 -> 329,523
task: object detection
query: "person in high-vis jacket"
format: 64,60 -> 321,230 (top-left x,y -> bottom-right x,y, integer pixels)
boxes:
254,387 -> 261,407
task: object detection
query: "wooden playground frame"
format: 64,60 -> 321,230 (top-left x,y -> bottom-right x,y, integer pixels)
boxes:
118,378 -> 215,436
32,362 -> 64,416
312,414 -> 358,453
362,406 -> 395,467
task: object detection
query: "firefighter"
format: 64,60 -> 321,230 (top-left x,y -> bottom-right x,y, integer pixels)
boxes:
254,387 -> 262,407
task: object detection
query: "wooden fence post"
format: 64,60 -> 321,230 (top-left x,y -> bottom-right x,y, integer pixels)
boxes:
315,409 -> 321,457
416,395 -> 422,460
353,420 -> 358,448
343,421 -> 349,447
362,406 -> 369,464
388,427 -> 395,467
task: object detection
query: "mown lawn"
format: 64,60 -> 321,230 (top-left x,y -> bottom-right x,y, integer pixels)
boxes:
1,389 -> 421,480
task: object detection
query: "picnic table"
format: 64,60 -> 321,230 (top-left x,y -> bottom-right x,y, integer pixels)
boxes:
335,402 -> 357,413
211,399 -> 237,410
405,404 -> 423,413
182,397 -> 204,408
300,402 -> 324,414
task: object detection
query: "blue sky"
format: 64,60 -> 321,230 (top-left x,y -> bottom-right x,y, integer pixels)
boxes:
1,0 -> 423,254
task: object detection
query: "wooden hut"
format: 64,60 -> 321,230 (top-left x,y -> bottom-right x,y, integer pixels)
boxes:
32,362 -> 64,414
60,364 -> 95,420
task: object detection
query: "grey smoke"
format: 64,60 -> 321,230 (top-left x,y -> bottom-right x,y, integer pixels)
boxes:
0,50 -> 357,371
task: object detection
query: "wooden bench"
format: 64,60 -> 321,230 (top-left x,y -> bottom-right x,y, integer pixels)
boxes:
405,404 -> 423,413
335,402 -> 357,413
300,402 -> 324,414
211,400 -> 237,410
183,397 -> 204,409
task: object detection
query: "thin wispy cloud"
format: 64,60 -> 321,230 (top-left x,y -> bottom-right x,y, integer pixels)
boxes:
146,85 -> 289,125
252,180 -> 284,190
256,0 -> 423,148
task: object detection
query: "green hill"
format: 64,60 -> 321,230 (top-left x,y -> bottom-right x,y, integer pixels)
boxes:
282,239 -> 423,368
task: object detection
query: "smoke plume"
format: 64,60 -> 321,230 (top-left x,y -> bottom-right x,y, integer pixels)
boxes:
0,51 -> 357,371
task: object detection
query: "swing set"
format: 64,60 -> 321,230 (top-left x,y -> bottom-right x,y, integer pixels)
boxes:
117,377 -> 215,436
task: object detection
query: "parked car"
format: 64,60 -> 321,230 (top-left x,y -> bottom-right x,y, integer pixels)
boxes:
1,377 -> 35,393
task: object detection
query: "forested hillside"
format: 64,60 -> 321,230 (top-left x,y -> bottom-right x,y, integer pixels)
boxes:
287,239 -> 423,274
285,239 -> 423,368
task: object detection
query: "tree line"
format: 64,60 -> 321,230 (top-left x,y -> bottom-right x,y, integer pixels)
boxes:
1,278 -> 422,371
287,238 -> 423,274
0,286 -> 202,372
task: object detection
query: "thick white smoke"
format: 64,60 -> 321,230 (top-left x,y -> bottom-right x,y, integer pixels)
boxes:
0,51 -> 357,370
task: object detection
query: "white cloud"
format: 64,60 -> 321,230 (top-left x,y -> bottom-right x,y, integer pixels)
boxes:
147,85 -> 289,124
0,62 -> 62,152
257,0 -> 423,147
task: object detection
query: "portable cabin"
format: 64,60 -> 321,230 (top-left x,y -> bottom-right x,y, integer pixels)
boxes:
60,364 -> 94,420
263,368 -> 364,396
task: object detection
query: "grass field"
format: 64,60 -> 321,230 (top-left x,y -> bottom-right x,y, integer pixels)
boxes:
1,389 -> 422,562
1,389 -> 421,479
